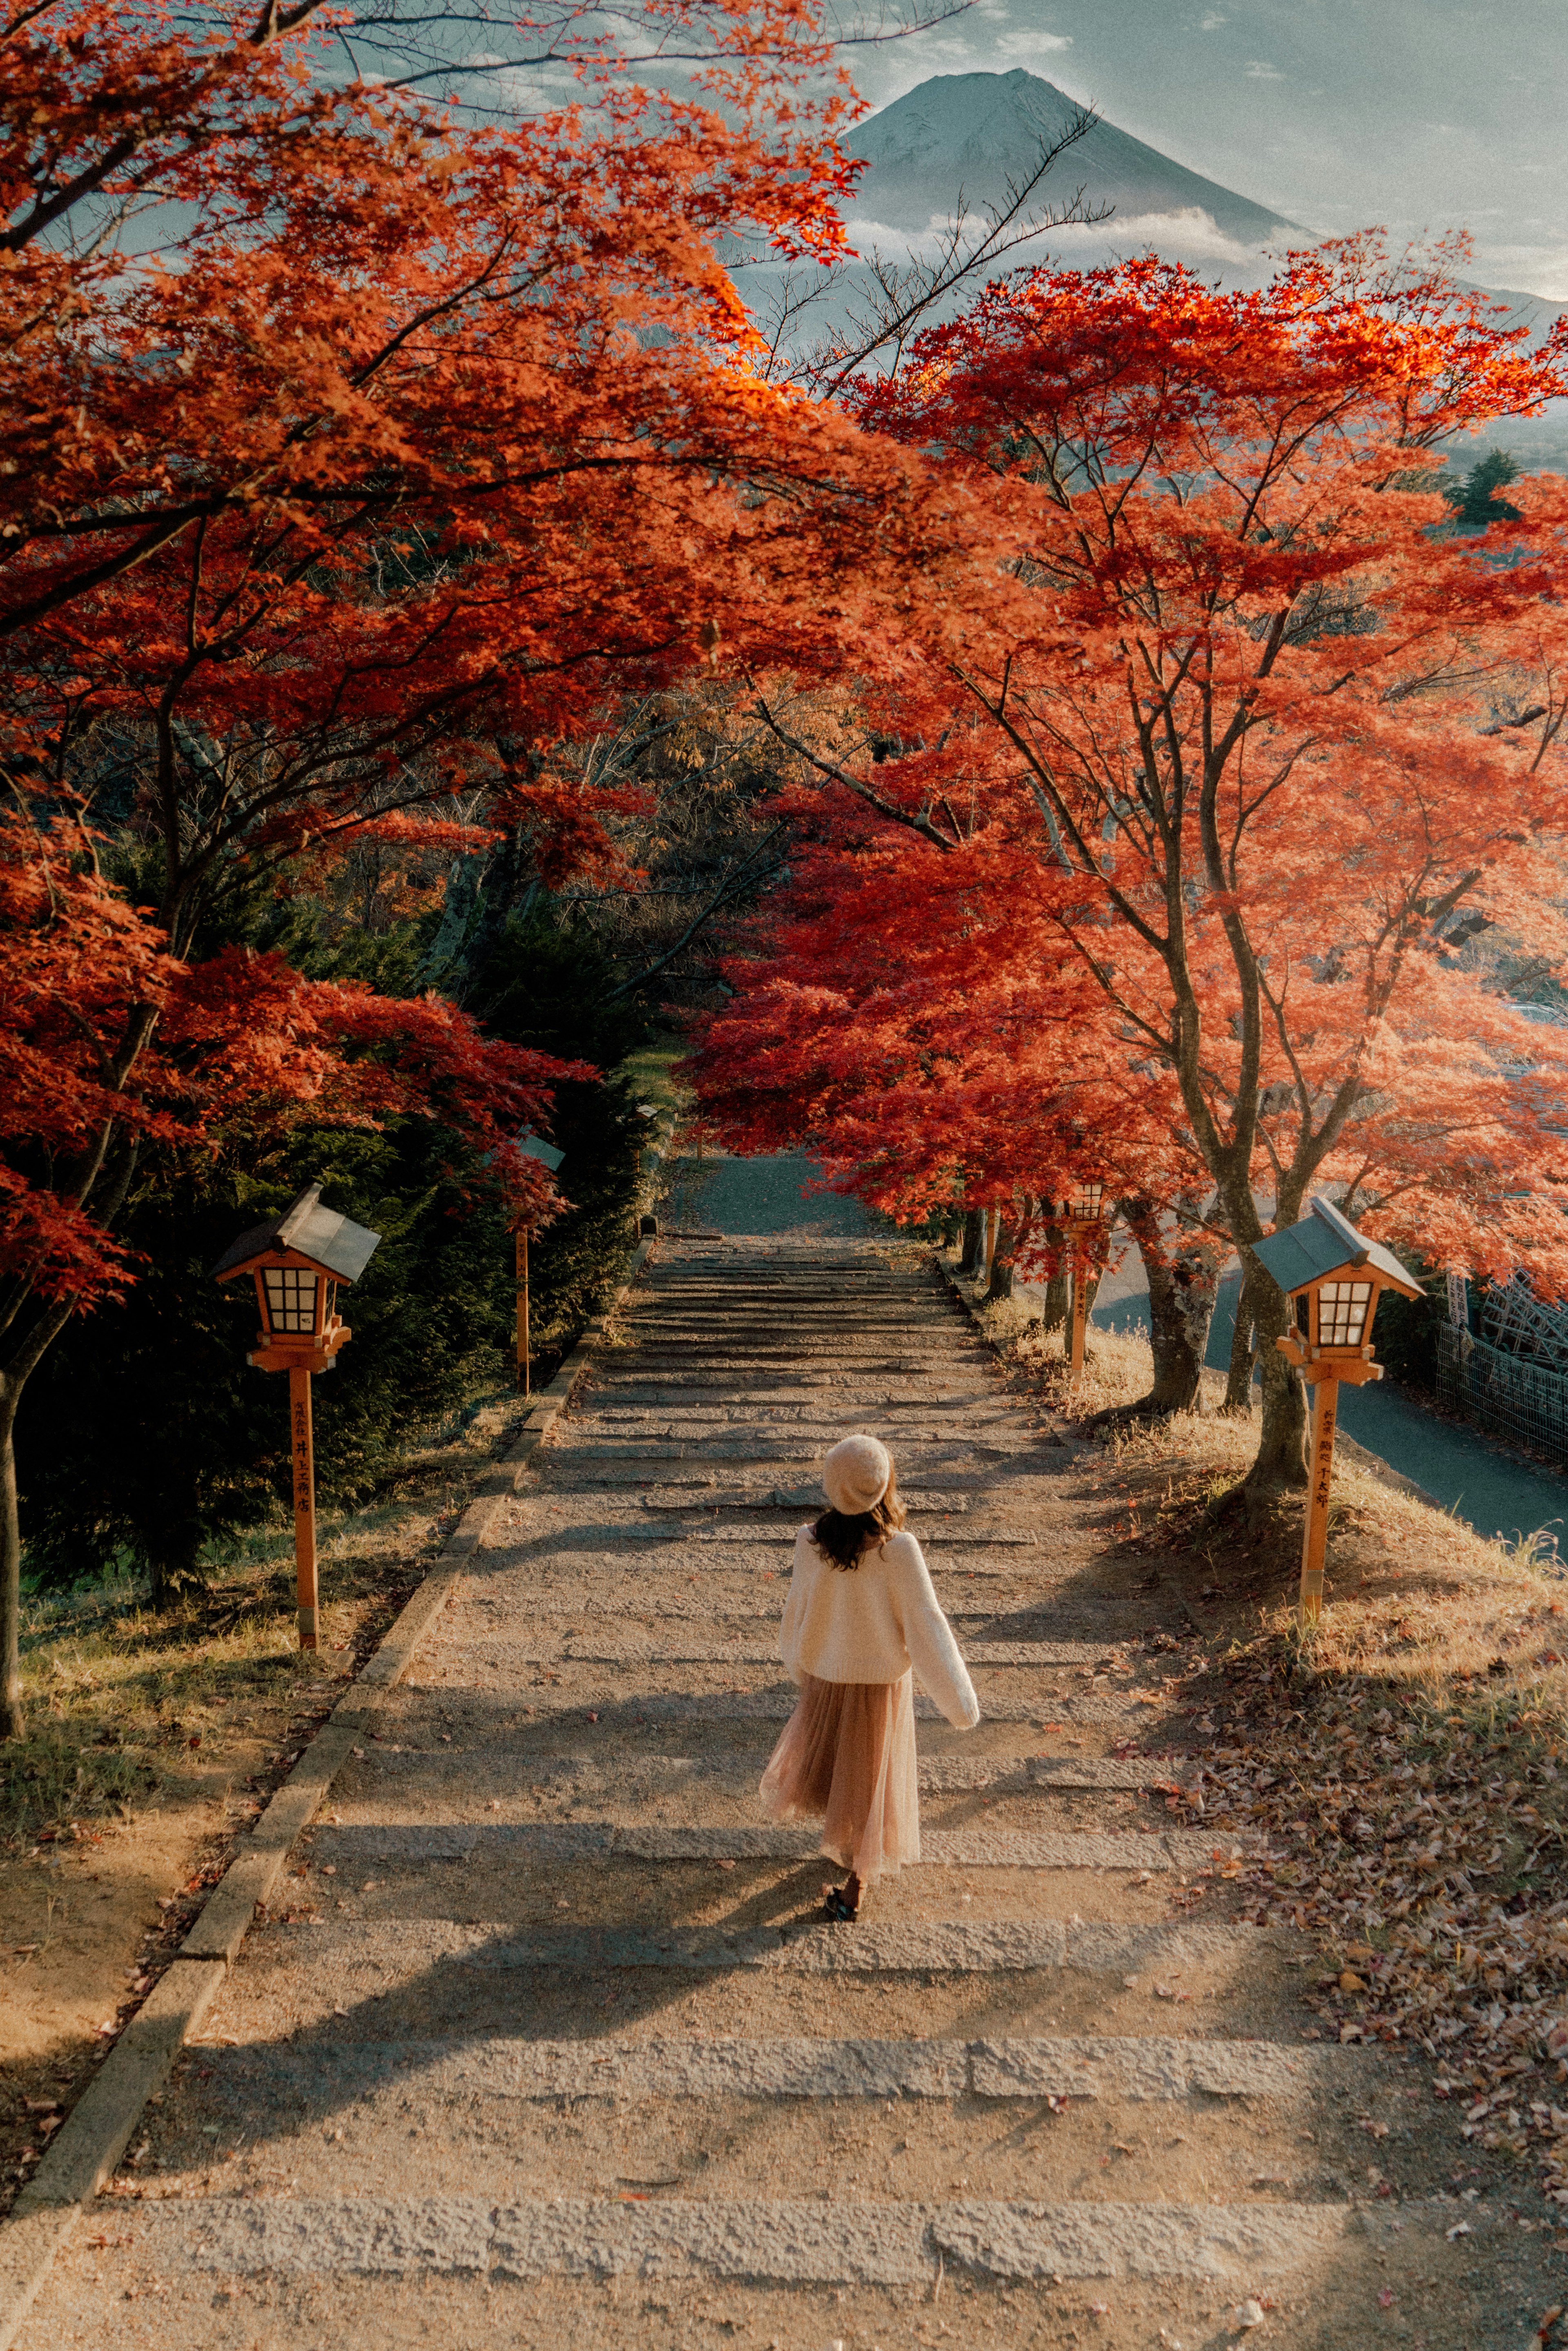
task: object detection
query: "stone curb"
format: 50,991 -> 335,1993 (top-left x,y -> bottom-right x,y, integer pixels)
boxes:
0,1223 -> 661,2351
0,1960 -> 227,2346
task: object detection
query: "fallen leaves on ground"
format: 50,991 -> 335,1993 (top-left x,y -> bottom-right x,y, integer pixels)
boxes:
1162,1594 -> 1568,2203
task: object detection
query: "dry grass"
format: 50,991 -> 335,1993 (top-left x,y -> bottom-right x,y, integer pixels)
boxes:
966,1275 -> 1568,2203
3,1386 -> 526,1852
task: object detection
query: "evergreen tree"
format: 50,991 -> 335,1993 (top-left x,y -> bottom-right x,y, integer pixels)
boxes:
1443,446 -> 1523,527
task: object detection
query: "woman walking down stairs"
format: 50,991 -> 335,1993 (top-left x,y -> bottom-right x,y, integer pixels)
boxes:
13,1237 -> 1548,2349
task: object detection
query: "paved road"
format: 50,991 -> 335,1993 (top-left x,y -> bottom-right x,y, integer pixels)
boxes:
659,1151 -> 883,1241
22,1200 -> 1549,2345
1095,1259 -> 1568,1549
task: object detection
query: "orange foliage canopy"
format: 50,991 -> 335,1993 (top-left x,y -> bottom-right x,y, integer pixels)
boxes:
0,0 -> 956,1270
0,788 -> 586,1312
699,240 -> 1568,1477
845,241 -> 1568,1270
0,0 -> 940,918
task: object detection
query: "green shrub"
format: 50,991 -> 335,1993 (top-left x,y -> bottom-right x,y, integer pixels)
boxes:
16,1119 -> 513,1604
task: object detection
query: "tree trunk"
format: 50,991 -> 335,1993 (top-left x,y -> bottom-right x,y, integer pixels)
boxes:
1,1241 -> 104,1740
1,1297 -> 78,1740
1037,1215 -> 1070,1330
1,1387 -> 21,1740
958,1207 -> 985,1275
1223,1259 -> 1263,1414
1106,1200 -> 1217,1417
984,1206 -> 1019,1301
1244,1265 -> 1309,1489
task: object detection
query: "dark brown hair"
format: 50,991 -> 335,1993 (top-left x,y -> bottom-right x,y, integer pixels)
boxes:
811,1468 -> 906,1571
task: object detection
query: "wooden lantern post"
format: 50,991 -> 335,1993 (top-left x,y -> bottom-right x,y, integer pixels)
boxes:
513,1134 -> 565,1395
213,1184 -> 381,1651
1064,1181 -> 1106,1377
1253,1197 -> 1422,1626
516,1226 -> 530,1397
289,1366 -> 315,1628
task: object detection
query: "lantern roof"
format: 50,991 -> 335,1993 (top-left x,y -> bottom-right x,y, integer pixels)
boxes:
1252,1196 -> 1421,1301
212,1182 -> 381,1286
516,1130 -> 565,1173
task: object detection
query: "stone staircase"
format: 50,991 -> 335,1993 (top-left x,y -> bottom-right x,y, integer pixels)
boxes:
23,1238 -> 1487,2348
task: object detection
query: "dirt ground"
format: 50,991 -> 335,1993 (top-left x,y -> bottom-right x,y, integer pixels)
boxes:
0,1390 -> 526,2208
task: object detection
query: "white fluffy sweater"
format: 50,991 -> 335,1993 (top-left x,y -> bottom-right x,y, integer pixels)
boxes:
778,1524 -> 980,1730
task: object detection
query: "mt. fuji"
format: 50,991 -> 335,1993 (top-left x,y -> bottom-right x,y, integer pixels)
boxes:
843,71 -> 1304,257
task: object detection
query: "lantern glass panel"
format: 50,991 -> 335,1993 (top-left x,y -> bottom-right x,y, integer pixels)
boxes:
262,1266 -> 320,1335
1070,1181 -> 1104,1221
1316,1279 -> 1373,1348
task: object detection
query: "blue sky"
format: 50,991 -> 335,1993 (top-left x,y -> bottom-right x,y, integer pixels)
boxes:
847,0 -> 1568,296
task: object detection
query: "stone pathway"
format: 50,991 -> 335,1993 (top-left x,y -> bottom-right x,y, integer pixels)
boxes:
19,1236 -> 1549,2347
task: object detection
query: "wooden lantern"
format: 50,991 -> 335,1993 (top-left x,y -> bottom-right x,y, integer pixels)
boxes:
213,1184 -> 380,1650
1062,1180 -> 1107,1377
1253,1196 -> 1421,1625
513,1132 -> 564,1396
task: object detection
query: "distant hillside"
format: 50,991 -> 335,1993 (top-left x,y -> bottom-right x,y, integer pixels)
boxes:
844,69 -> 1304,247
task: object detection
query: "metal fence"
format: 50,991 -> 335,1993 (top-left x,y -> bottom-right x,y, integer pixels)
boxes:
1432,998 -> 1568,1458
1438,1275 -> 1568,1463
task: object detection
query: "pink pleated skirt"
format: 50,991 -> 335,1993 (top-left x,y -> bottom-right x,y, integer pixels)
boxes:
758,1669 -> 920,1882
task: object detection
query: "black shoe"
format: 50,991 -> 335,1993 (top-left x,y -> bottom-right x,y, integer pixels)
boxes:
822,1883 -> 859,1923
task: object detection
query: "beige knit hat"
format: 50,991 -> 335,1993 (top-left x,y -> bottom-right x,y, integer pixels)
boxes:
822,1433 -> 892,1516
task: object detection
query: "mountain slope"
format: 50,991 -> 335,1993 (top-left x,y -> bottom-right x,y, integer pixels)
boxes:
844,69 -> 1304,247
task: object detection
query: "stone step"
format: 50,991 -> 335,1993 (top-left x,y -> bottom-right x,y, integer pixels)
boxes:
545,1442 -> 1034,1467
637,1486 -> 977,1513
626,1340 -> 969,1355
455,1589 -> 1099,1630
311,1822 -> 1233,1870
622,1335 -> 976,1353
559,1473 -> 1041,1498
642,1299 -> 933,1312
122,2191 -> 1351,2286
343,1749 -> 1180,1795
508,1509 -> 1086,1534
575,1413 -> 1038,1435
617,1360 -> 984,1381
643,1282 -> 927,1295
592,1375 -> 997,1395
484,1532 -> 1068,1560
181,2029 -> 1360,2106
433,1687 -> 1164,1727
425,1661 -> 1147,1722
628,1313 -> 961,1328
439,1634 -> 1149,1670
235,1915 -> 1287,1979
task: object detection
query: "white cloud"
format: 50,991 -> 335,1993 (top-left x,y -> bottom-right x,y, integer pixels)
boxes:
1468,239 -> 1568,300
1046,206 -> 1277,262
995,27 -> 1073,53
1244,59 -> 1285,80
844,205 -> 1281,267
1200,10 -> 1227,25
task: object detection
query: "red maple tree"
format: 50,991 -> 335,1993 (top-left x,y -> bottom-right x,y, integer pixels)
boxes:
701,239 -> 1568,1499
685,729 -> 1223,1404
2,1 -> 989,1731
0,783 -> 586,1733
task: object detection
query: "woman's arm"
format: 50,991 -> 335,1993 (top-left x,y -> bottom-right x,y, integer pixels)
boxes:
777,1526 -> 817,1684
886,1533 -> 980,1729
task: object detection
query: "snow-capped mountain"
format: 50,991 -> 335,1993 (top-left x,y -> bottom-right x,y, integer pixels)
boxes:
843,70 -> 1304,255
